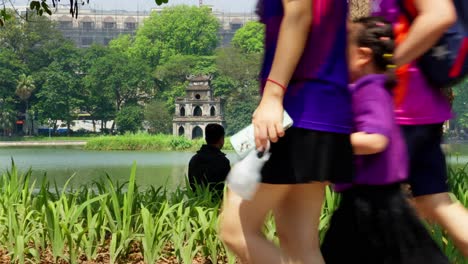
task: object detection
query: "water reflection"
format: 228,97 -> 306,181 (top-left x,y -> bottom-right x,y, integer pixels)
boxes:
0,145 -> 464,188
0,146 -> 239,189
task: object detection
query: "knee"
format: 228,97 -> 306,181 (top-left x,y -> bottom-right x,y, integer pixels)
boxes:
219,214 -> 247,253
276,225 -> 320,251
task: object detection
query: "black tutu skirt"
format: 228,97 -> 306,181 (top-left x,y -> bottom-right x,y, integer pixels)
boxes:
261,127 -> 354,184
321,184 -> 450,264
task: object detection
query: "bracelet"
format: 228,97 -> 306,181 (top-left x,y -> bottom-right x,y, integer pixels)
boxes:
267,78 -> 287,91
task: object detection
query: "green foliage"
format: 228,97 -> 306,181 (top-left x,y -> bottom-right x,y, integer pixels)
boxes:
0,4 -> 263,138
84,133 -> 220,151
131,5 -> 220,67
232,21 -> 265,54
451,80 -> 468,131
80,45 -> 114,124
115,106 -> 144,134
0,8 -> 13,26
16,74 -> 36,103
0,162 -> 465,263
224,96 -> 258,135
0,49 -> 26,101
214,47 -> 262,135
144,100 -> 172,134
83,49 -> 154,112
35,60 -> 82,131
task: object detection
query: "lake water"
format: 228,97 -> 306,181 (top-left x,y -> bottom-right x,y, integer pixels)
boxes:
0,144 -> 466,189
0,146 -> 239,190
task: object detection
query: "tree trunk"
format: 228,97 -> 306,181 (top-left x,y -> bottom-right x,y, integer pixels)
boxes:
67,120 -> 71,136
110,120 -> 115,134
25,101 -> 28,136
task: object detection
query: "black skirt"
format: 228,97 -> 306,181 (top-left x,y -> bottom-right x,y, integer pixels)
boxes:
261,127 -> 354,184
321,184 -> 450,264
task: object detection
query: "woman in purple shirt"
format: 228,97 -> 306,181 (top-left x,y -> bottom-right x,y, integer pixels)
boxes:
220,0 -> 353,263
321,17 -> 449,264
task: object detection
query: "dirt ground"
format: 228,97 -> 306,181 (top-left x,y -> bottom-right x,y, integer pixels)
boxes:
0,242 -> 233,264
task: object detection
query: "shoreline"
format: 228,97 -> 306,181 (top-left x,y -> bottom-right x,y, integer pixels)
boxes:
0,141 -> 87,147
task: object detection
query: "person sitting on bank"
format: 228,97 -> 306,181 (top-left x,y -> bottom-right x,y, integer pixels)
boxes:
188,123 -> 230,195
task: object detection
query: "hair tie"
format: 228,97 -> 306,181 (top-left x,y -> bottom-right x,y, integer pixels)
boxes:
380,37 -> 390,41
383,53 -> 393,59
387,64 -> 397,69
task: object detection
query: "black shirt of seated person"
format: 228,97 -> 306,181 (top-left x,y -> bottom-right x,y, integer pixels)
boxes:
188,124 -> 230,196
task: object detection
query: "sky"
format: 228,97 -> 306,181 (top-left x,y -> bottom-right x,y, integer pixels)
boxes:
11,0 -> 257,13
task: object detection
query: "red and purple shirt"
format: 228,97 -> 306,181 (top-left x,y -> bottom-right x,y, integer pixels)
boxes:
371,0 -> 452,125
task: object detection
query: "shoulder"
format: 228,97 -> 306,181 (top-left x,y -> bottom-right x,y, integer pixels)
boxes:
189,154 -> 200,164
352,75 -> 390,99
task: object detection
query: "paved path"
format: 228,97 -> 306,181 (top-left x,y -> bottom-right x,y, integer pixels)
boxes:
0,141 -> 87,147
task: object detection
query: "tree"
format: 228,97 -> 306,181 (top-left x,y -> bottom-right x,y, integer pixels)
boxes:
154,54 -> 216,112
16,74 -> 36,135
116,105 -> 144,134
0,13 -> 66,72
0,107 -> 16,136
214,47 -> 262,135
35,61 -> 82,134
80,44 -> 115,131
232,21 -> 265,54
144,100 -> 172,134
83,49 -> 155,132
0,48 -> 26,103
16,74 -> 36,105
131,5 -> 220,67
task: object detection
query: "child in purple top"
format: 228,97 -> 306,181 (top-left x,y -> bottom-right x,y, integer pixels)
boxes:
334,72 -> 407,190
321,17 -> 449,264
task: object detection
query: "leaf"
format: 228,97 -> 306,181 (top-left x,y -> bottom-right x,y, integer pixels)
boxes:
30,1 -> 40,11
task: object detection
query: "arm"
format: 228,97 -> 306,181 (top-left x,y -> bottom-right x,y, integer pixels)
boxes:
253,0 -> 313,149
394,0 -> 456,67
351,132 -> 389,155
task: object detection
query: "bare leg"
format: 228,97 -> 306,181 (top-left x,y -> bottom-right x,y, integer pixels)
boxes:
414,192 -> 468,257
273,182 -> 327,264
219,183 -> 293,264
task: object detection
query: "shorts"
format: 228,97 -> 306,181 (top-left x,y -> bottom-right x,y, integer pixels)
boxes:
401,124 -> 449,197
261,127 -> 354,184
321,184 -> 450,264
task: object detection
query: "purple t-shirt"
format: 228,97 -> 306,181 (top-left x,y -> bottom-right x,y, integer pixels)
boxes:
257,0 -> 352,134
371,0 -> 452,125
336,75 -> 408,191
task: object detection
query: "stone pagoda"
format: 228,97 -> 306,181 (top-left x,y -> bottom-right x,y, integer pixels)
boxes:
173,75 -> 224,139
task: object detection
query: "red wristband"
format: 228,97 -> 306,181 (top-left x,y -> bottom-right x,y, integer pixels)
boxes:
267,78 -> 287,91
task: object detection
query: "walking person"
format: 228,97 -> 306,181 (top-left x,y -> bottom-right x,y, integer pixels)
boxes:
372,0 -> 468,256
219,0 -> 354,263
321,17 -> 450,264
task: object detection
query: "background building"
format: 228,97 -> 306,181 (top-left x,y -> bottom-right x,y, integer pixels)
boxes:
173,75 -> 224,139
14,6 -> 258,48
